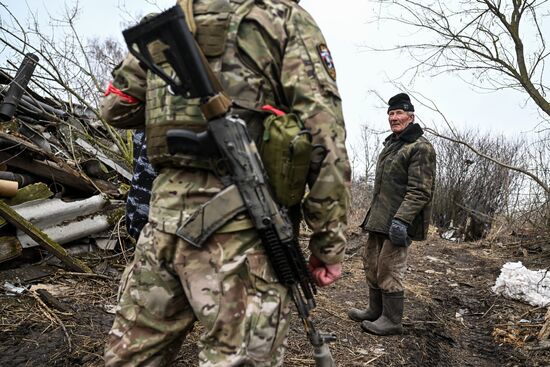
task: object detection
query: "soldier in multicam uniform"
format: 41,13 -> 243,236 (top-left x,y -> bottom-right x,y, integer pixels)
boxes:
100,0 -> 350,366
348,93 -> 436,336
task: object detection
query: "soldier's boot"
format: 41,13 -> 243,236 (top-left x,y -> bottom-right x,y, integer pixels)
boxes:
360,291 -> 404,335
347,287 -> 382,322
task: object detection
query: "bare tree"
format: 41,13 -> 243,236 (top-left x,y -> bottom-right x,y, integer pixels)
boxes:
372,0 -> 550,119
369,1 -> 550,205
348,123 -> 384,227
361,123 -> 383,185
431,128 -> 523,240
88,37 -> 126,93
0,1 -> 131,165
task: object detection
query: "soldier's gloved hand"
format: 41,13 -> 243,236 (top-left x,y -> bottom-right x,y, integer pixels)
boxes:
308,254 -> 342,287
389,219 -> 412,247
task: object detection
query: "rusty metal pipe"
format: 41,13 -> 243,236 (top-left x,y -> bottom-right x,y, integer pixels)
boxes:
0,53 -> 39,122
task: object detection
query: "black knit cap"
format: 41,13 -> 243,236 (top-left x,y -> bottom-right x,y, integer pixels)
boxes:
387,93 -> 415,113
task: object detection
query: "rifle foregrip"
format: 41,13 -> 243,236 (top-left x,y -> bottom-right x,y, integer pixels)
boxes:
260,228 -> 299,285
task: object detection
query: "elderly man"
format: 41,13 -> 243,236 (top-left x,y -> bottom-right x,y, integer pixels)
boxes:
348,93 -> 436,336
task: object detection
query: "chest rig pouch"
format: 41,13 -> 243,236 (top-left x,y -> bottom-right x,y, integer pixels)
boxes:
193,0 -> 312,208
260,106 -> 312,207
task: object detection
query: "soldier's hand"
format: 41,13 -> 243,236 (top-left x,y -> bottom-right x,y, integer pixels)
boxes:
389,219 -> 412,247
308,255 -> 342,287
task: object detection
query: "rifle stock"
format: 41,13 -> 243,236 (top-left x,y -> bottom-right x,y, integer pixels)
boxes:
123,6 -> 336,366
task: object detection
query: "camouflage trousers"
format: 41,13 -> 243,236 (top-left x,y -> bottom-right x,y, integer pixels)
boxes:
362,231 -> 408,293
104,223 -> 291,367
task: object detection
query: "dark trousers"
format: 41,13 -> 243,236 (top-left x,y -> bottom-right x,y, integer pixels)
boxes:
362,232 -> 408,293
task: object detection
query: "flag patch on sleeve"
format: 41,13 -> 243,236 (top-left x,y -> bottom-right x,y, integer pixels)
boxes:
317,44 -> 336,81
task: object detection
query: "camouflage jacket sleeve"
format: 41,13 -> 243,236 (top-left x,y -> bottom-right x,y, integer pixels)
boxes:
100,53 -> 147,129
394,140 -> 436,225
281,5 -> 351,265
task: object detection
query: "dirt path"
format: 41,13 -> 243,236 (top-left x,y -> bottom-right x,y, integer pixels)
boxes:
297,233 -> 550,366
0,233 -> 548,366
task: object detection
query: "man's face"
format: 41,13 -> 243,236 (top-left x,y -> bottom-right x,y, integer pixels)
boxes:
388,109 -> 413,134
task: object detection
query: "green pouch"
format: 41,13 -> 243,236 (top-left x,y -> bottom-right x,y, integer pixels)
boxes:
260,112 -> 313,207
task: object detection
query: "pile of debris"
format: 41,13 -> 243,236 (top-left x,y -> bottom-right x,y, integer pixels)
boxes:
0,54 -> 131,272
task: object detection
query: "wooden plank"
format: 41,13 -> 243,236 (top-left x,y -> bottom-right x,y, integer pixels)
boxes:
0,265 -> 52,284
0,201 -> 92,273
75,138 -> 132,181
0,151 -> 96,194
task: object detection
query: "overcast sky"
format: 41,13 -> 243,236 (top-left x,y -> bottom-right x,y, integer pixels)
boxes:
3,0 -> 545,173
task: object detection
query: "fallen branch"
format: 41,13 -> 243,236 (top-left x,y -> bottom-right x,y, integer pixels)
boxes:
35,288 -> 73,314
364,355 -> 383,365
482,302 -> 497,318
30,290 -> 72,352
520,305 -> 549,319
56,271 -> 112,281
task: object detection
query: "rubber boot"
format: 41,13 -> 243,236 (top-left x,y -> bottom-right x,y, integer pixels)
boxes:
360,291 -> 404,335
347,287 -> 382,322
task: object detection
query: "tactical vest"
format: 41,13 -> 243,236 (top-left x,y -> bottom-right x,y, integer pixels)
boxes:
145,0 -> 287,170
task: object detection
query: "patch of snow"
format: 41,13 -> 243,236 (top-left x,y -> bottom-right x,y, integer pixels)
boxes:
492,261 -> 550,307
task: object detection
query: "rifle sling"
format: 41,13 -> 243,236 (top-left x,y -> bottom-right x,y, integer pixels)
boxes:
175,183 -> 249,247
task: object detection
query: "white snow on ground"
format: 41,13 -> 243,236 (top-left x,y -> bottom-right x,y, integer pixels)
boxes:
492,261 -> 550,307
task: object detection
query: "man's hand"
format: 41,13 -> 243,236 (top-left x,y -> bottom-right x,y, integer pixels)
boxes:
308,255 -> 342,287
389,218 -> 412,247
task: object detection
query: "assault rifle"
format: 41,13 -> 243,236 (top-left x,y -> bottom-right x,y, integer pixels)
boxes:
122,5 -> 336,366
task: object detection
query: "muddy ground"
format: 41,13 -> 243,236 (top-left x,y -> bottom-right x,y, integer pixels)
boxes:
1,231 -> 549,366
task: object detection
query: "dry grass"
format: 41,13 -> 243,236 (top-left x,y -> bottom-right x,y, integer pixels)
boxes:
1,232 -> 550,366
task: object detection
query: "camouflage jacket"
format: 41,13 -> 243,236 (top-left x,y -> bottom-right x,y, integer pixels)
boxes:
100,0 -> 351,265
361,123 -> 436,241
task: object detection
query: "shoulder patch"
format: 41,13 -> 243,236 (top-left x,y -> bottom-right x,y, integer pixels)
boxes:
317,44 -> 336,81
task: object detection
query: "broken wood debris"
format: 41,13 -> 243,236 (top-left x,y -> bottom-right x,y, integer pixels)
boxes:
35,288 -> 73,314
0,56 -> 134,270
